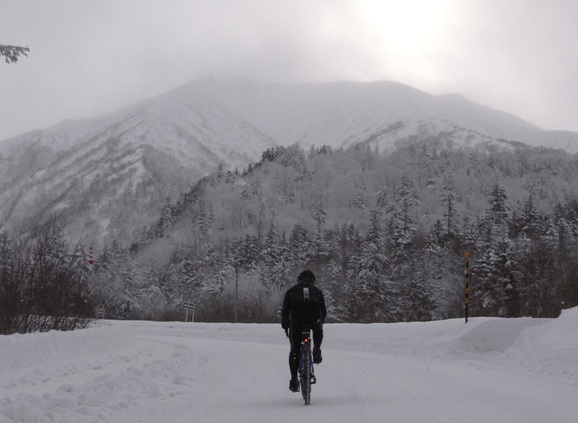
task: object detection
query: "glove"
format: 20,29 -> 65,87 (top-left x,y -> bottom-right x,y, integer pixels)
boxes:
282,319 -> 289,337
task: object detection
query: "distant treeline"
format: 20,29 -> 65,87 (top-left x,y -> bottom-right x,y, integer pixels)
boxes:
2,140 -> 578,329
88,140 -> 578,322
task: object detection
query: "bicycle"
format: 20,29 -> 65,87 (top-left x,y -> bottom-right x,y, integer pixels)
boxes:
298,324 -> 316,405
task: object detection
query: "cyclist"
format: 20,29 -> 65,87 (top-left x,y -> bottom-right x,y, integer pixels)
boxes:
281,270 -> 327,392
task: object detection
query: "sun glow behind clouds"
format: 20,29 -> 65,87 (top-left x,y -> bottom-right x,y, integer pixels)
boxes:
2,0 -> 578,140
358,0 -> 453,84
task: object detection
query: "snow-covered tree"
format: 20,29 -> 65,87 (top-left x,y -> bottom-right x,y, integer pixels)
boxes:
0,44 -> 29,63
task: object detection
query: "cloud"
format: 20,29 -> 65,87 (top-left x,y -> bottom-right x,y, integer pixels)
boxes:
1,0 -> 577,141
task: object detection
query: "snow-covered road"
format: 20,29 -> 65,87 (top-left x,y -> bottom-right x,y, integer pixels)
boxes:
2,309 -> 578,422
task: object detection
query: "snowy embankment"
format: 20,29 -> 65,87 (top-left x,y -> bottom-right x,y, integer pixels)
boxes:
1,308 -> 577,422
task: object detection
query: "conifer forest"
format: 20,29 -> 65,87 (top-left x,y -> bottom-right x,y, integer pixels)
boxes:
2,139 -> 578,331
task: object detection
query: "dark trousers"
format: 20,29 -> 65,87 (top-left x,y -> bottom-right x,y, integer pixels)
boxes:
288,321 -> 323,380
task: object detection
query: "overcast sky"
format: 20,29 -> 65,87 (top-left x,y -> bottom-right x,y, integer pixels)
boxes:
2,0 -> 577,141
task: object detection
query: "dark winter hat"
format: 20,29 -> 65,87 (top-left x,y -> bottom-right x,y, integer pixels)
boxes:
298,270 -> 316,284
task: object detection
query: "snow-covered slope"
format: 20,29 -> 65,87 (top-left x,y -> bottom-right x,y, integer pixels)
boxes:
172,77 -> 578,151
1,307 -> 577,422
1,77 -> 576,244
0,79 -> 276,243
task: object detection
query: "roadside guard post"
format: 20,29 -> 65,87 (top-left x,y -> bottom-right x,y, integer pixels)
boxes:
184,302 -> 196,322
465,251 -> 470,323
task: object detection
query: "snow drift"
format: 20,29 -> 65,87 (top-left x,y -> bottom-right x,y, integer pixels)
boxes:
1,308 -> 577,422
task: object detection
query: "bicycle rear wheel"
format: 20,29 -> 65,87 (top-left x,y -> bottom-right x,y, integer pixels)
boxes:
300,343 -> 311,405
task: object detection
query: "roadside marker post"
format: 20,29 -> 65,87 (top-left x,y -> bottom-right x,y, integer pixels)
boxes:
95,305 -> 105,319
88,246 -> 94,265
184,302 -> 196,322
465,251 -> 470,323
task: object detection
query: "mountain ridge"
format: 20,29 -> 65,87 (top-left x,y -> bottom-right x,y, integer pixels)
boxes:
1,77 -> 576,244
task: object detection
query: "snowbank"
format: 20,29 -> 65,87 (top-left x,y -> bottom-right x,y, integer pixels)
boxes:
0,326 -> 135,373
2,308 -> 577,372
1,308 -> 577,423
3,309 -> 577,372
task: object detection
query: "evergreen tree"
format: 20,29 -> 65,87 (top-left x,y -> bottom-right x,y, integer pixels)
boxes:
312,198 -> 327,233
487,184 -> 509,227
345,210 -> 391,321
520,194 -> 540,236
157,197 -> 175,237
403,254 -> 436,321
260,221 -> 289,289
353,176 -> 368,210
289,223 -> 311,267
441,190 -> 459,237
375,184 -> 389,210
393,174 -> 420,244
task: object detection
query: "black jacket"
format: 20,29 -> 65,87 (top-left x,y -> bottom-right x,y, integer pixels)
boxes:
281,282 -> 327,330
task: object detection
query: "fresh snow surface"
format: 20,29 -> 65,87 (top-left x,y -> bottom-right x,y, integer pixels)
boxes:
1,308 -> 578,423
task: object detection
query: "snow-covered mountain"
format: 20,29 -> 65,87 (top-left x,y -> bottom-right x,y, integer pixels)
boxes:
1,77 -> 576,244
168,77 -> 578,152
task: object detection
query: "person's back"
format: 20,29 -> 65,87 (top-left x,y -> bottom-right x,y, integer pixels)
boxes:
284,280 -> 324,326
281,270 -> 327,392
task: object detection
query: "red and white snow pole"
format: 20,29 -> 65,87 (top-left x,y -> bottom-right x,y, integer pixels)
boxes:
88,246 -> 94,265
465,251 -> 470,323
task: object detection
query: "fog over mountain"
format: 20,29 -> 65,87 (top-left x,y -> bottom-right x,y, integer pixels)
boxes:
1,77 -> 576,244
